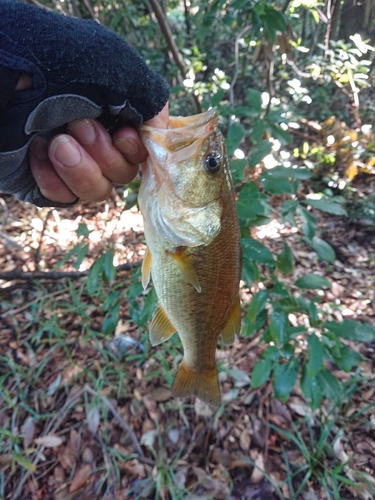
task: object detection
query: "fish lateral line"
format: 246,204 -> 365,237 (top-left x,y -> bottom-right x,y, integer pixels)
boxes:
166,247 -> 201,293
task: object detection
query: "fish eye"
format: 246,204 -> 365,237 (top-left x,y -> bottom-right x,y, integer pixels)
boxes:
205,153 -> 222,174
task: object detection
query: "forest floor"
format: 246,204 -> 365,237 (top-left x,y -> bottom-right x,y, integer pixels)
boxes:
0,182 -> 374,500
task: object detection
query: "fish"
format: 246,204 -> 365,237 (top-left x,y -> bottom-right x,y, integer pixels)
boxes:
138,108 -> 241,405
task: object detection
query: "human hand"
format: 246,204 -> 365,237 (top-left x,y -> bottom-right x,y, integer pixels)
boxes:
29,105 -> 169,205
0,1 -> 169,207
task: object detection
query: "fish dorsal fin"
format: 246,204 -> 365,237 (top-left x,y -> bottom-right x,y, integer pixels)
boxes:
167,249 -> 201,293
220,297 -> 241,346
149,303 -> 177,346
141,247 -> 152,290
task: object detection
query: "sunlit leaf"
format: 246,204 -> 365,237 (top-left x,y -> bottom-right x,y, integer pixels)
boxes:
301,199 -> 348,216
307,334 -> 323,377
242,237 -> 275,265
249,140 -> 272,167
227,122 -> 245,157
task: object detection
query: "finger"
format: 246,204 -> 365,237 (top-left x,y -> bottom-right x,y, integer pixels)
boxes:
67,119 -> 145,184
113,126 -> 148,165
48,134 -> 113,202
30,137 -> 78,204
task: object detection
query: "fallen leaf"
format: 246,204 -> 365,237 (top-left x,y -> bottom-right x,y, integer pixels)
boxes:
150,387 -> 172,402
34,435 -> 63,448
22,417 -> 35,449
69,463 -> 92,493
250,451 -> 265,483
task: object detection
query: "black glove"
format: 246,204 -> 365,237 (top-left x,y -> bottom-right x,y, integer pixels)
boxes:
0,0 -> 169,207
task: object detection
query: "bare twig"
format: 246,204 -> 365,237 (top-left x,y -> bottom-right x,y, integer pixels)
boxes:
229,25 -> 251,108
0,260 -> 141,282
148,0 -> 201,113
34,209 -> 53,271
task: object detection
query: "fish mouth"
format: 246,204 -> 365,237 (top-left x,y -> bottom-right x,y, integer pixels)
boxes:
140,108 -> 218,153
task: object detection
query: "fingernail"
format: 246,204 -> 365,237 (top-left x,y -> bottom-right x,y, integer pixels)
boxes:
114,137 -> 139,155
30,136 -> 48,160
69,119 -> 96,145
50,136 -> 81,167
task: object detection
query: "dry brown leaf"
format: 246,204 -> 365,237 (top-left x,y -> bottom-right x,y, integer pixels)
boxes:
69,464 -> 92,493
249,452 -> 265,483
150,387 -> 172,402
239,429 -> 251,451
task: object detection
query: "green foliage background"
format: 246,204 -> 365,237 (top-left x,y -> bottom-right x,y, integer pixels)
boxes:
28,0 -> 375,408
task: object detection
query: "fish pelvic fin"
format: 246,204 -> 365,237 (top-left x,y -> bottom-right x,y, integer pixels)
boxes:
220,296 -> 241,346
172,360 -> 221,406
141,247 -> 152,290
167,248 -> 201,293
149,303 -> 177,346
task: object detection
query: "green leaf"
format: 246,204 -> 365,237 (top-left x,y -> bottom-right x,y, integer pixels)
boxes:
335,345 -> 362,372
87,255 -> 105,297
274,296 -> 310,314
13,452 -> 36,472
241,259 -> 259,284
246,88 -> 262,111
251,119 -> 266,142
268,125 -> 292,145
317,369 -> 342,403
301,199 -> 348,216
269,310 -> 287,345
247,290 -> 269,321
273,358 -> 299,401
251,359 -> 273,388
230,159 -> 247,182
237,187 -> 265,221
264,165 -> 312,179
259,174 -> 294,194
242,237 -> 275,265
297,206 -> 317,240
103,250 -> 116,282
301,367 -> 323,410
324,320 -> 375,342
277,242 -> 294,275
307,333 -> 323,377
211,88 -> 225,107
295,274 -> 330,289
311,237 -> 336,263
226,122 -> 245,157
102,304 -> 120,335
264,6 -> 287,32
76,223 -> 90,238
249,140 -> 272,167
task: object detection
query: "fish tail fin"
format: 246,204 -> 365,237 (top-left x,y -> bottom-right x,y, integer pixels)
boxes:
172,360 -> 221,406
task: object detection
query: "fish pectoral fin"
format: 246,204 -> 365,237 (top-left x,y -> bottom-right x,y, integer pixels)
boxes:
220,296 -> 241,346
172,360 -> 221,406
141,247 -> 152,290
167,249 -> 201,293
149,303 -> 177,346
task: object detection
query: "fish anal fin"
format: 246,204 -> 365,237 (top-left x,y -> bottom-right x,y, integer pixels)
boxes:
220,296 -> 241,346
142,247 -> 152,290
167,248 -> 201,293
172,360 -> 221,406
149,303 -> 176,346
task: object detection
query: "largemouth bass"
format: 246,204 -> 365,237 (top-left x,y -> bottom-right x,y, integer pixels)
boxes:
138,108 -> 241,405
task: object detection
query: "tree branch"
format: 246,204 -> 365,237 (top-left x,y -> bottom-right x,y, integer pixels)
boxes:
0,260 -> 141,282
148,0 -> 201,113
